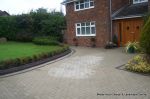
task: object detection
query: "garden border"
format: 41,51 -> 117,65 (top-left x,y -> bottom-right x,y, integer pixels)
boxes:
0,49 -> 71,76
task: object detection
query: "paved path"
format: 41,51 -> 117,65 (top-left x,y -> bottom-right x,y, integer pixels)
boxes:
0,47 -> 150,99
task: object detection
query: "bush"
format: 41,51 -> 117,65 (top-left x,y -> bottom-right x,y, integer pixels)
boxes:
125,42 -> 140,53
33,37 -> 60,45
126,55 -> 150,73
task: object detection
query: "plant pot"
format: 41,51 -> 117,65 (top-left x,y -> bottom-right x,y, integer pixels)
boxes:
128,47 -> 135,53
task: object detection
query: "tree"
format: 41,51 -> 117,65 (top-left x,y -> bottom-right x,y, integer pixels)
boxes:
140,17 -> 150,61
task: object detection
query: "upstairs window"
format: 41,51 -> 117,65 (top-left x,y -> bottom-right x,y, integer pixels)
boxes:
75,0 -> 94,11
133,0 -> 148,4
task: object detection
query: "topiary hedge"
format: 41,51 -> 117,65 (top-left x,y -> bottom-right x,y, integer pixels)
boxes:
33,36 -> 60,45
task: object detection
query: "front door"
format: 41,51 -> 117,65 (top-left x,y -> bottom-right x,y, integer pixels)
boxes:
119,18 -> 143,46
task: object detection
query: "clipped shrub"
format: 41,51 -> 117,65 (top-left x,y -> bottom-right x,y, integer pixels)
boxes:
33,37 -> 59,45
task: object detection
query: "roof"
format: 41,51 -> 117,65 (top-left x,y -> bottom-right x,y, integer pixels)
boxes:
112,2 -> 148,20
61,0 -> 77,4
0,10 -> 10,16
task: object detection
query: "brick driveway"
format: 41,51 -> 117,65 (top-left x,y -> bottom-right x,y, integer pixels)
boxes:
0,47 -> 150,99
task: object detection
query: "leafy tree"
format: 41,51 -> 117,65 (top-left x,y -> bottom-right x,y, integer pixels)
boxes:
140,17 -> 150,61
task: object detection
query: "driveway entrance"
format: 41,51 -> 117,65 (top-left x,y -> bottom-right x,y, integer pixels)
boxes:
0,47 -> 150,99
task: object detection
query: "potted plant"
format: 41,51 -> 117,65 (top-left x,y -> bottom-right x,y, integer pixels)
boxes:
112,34 -> 118,47
91,37 -> 96,47
105,42 -> 115,49
126,42 -> 139,53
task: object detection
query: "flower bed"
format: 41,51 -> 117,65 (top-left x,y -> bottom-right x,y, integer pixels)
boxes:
125,55 -> 150,73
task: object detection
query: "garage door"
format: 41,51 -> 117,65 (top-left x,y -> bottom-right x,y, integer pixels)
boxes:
118,18 -> 143,46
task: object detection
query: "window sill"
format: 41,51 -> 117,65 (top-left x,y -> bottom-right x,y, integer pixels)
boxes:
133,1 -> 148,4
76,34 -> 96,37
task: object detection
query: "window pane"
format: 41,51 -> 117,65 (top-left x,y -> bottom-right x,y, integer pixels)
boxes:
85,0 -> 90,2
77,28 -> 80,34
85,2 -> 89,8
86,27 -> 90,34
86,22 -> 90,26
91,27 -> 96,34
91,22 -> 95,25
81,27 -> 86,34
76,5 -> 79,10
77,23 -> 80,26
80,1 -> 84,3
80,3 -> 84,9
81,23 -> 85,26
90,1 -> 94,6
76,2 -> 79,4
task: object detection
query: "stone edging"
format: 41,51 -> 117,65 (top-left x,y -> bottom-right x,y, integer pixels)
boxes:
0,49 -> 71,76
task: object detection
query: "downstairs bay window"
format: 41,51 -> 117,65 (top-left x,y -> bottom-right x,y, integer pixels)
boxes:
76,22 -> 96,36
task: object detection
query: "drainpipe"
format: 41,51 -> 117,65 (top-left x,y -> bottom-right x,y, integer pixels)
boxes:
109,0 -> 113,42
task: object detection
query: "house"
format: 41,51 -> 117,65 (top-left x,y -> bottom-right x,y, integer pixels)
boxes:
62,0 -> 150,47
0,10 -> 10,16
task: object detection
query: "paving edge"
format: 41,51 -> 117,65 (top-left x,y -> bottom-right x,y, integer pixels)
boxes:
0,48 -> 75,78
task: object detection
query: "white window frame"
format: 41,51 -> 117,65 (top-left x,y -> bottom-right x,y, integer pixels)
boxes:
133,0 -> 148,4
74,0 -> 94,11
75,22 -> 96,37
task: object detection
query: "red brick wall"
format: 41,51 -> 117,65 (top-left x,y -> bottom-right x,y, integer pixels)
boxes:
65,0 -> 111,47
111,0 -> 129,13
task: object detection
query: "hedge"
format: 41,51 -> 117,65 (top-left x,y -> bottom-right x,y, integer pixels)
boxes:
33,36 -> 60,45
0,8 -> 66,42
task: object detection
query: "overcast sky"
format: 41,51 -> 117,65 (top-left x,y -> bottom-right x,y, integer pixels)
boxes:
0,0 -> 65,15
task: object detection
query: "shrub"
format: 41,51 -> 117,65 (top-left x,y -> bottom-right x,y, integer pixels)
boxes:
33,37 -> 60,45
140,17 -> 150,56
125,42 -> 140,53
126,55 -> 150,73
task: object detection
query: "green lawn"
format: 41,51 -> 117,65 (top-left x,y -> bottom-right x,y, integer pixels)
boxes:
0,42 -> 62,61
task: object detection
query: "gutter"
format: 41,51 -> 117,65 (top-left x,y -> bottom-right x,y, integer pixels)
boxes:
109,0 -> 112,42
61,0 -> 78,5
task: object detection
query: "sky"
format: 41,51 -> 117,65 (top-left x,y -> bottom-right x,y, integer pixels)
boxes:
0,0 -> 65,15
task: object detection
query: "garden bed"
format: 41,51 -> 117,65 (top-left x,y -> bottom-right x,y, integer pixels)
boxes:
0,42 -> 70,75
125,55 -> 150,74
